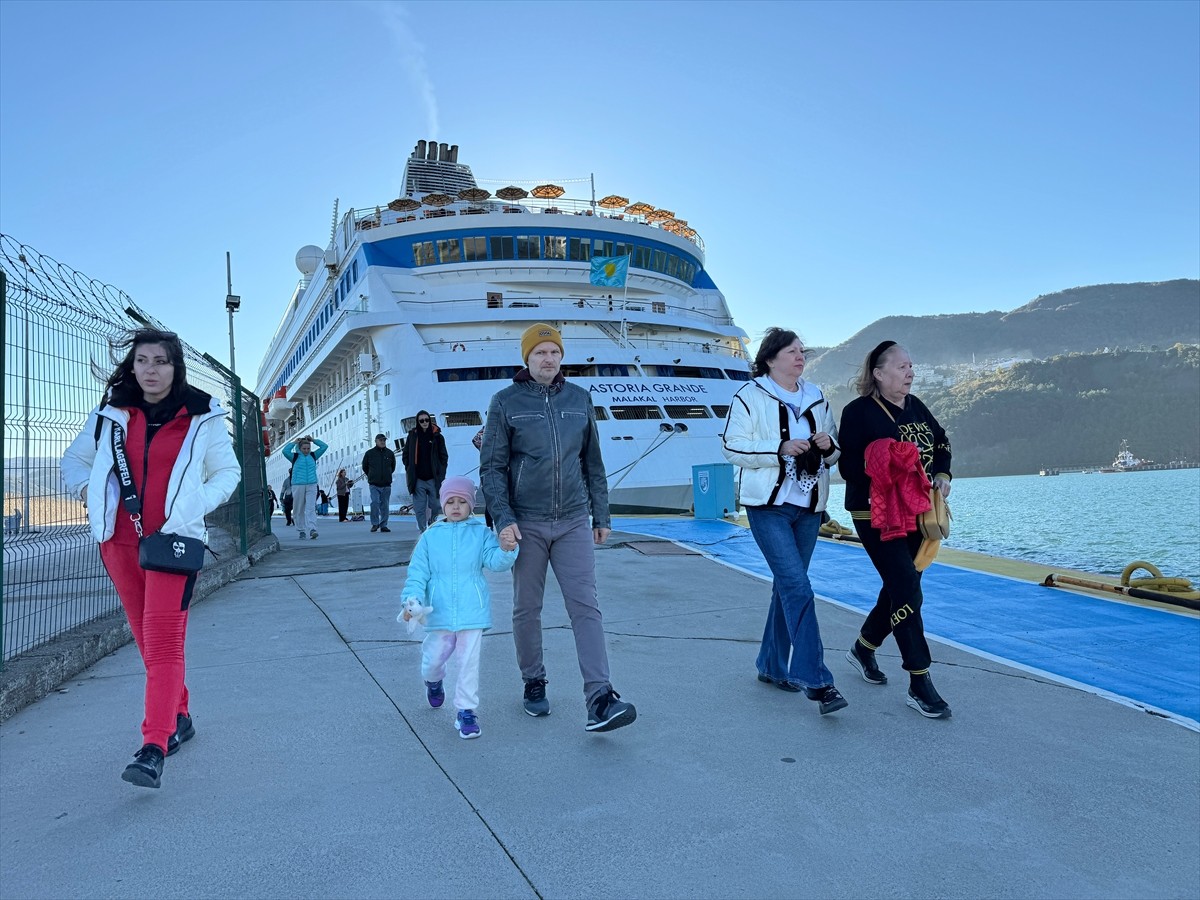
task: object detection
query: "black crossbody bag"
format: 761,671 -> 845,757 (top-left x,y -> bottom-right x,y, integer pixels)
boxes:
110,423 -> 207,575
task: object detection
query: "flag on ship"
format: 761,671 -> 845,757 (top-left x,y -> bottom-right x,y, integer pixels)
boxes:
589,255 -> 629,288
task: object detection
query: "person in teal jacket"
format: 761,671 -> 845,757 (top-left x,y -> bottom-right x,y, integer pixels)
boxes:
282,435 -> 328,540
400,476 -> 518,739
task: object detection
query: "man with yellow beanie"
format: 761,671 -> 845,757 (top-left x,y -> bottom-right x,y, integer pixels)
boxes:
480,323 -> 637,733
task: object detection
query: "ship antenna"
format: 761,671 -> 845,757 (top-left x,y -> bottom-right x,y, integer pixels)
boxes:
329,198 -> 340,244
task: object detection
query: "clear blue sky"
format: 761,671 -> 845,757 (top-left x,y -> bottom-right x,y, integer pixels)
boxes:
2,0 -> 1197,387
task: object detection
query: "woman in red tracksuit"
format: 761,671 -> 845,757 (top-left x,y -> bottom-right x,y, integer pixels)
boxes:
837,341 -> 954,719
62,329 -> 241,788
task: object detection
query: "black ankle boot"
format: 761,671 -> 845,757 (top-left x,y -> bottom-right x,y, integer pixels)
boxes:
846,641 -> 887,685
907,672 -> 952,719
166,714 -> 195,757
122,744 -> 165,788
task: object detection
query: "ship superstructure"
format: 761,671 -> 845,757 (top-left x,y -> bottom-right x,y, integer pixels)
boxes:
256,140 -> 751,512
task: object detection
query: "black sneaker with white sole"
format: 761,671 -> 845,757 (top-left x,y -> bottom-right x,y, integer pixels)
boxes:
907,672 -> 952,718
846,641 -> 887,685
522,678 -> 550,717
586,689 -> 636,732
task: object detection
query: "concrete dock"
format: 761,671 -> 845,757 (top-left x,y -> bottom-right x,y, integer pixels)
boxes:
1,516 -> 1197,899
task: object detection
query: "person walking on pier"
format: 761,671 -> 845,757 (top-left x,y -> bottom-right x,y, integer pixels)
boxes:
283,435 -> 327,539
61,328 -> 241,788
721,327 -> 848,715
335,468 -> 356,522
837,340 -> 954,719
281,469 -> 294,526
400,477 -> 518,739
480,323 -> 637,733
403,414 -> 447,533
362,433 -> 397,532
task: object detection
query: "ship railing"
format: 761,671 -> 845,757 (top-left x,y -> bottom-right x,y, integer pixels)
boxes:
351,198 -> 704,250
308,369 -> 369,420
394,294 -> 737,329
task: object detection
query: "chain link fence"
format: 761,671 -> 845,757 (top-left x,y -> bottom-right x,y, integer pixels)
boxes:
1,234 -> 270,666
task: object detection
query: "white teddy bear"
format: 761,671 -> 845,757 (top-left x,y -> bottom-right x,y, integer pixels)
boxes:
397,598 -> 434,636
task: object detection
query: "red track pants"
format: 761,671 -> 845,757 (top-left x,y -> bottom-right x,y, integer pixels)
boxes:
100,541 -> 196,753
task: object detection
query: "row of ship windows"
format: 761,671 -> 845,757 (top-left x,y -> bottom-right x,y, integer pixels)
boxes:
413,236 -> 698,284
273,259 -> 361,395
399,405 -> 731,433
436,364 -> 751,382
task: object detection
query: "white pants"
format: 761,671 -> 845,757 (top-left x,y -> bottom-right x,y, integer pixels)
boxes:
293,483 -> 318,533
421,629 -> 483,711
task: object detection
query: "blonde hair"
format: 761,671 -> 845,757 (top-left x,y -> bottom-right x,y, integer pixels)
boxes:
854,342 -> 905,397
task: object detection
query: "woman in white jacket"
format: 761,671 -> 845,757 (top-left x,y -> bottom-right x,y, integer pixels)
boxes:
721,327 -> 847,715
61,329 -> 241,788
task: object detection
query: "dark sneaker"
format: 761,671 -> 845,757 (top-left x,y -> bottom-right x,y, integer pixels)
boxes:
380,526 -> 391,533
426,680 -> 445,709
586,689 -> 637,732
846,642 -> 888,685
166,713 -> 195,757
455,709 -> 481,739
310,530 -> 318,539
757,673 -> 802,692
370,524 -> 380,533
806,686 -> 849,715
298,531 -> 307,539
907,673 -> 952,719
121,744 -> 165,788
522,678 -> 550,717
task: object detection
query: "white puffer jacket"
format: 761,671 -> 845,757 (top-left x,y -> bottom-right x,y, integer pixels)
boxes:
721,377 -> 841,510
61,397 -> 242,543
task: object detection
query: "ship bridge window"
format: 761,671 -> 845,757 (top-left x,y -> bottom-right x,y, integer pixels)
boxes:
560,364 -> 597,378
596,364 -> 630,376
724,369 -> 752,381
609,405 -> 663,420
438,239 -> 461,263
711,405 -> 730,419
665,405 -> 712,419
568,237 -> 591,262
413,241 -> 436,266
437,365 -> 522,383
464,236 -> 487,261
443,411 -> 483,427
490,236 -> 515,260
544,236 -> 566,260
593,239 -> 614,257
647,365 -> 725,379
517,236 -> 541,259
593,406 -> 609,421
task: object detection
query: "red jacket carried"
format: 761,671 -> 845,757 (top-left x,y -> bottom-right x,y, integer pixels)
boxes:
865,438 -> 931,540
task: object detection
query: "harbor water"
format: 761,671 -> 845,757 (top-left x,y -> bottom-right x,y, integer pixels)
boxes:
826,468 -> 1200,585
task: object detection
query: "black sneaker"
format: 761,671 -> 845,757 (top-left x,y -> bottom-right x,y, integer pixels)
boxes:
380,526 -> 391,533
806,686 -> 849,715
907,673 -> 952,719
166,713 -> 195,757
121,744 -> 165,788
522,678 -> 550,717
370,524 -> 380,533
757,673 -> 802,692
846,642 -> 888,685
586,689 -> 637,732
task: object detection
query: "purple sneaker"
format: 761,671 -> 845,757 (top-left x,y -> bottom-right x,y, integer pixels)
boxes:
455,709 -> 480,739
425,680 -> 444,708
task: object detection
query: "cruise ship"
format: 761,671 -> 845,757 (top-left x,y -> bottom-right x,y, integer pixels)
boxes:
255,139 -> 752,513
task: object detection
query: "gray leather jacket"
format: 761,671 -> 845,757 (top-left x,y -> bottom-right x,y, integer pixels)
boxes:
480,374 -> 610,531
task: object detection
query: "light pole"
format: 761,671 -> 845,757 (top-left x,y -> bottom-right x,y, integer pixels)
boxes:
225,252 -> 240,374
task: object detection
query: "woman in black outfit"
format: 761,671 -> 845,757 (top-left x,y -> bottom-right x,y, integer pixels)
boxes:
837,341 -> 953,719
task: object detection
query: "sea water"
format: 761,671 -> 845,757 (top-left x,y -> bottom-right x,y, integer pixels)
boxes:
826,468 -> 1200,585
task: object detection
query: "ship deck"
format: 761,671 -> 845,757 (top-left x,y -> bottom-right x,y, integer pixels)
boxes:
1,518 -> 1197,899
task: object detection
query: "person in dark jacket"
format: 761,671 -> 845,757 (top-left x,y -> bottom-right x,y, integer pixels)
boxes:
480,323 -> 636,734
362,433 -> 397,533
838,340 -> 954,719
403,413 -> 447,533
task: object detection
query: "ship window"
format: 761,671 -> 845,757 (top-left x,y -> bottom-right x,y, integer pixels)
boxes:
560,364 -> 597,378
413,241 -> 436,266
593,239 -> 614,258
517,235 -> 541,259
544,236 -> 566,260
615,242 -> 633,259
595,363 -> 630,377
568,237 -> 591,262
436,365 -> 521,382
712,405 -> 730,418
665,405 -> 712,419
652,249 -> 667,272
633,246 -> 651,268
647,365 -> 725,379
352,260 -> 359,282
724,369 -> 751,381
443,411 -> 483,427
609,405 -> 663,420
490,236 -> 515,260
384,384 -> 390,396
464,236 -> 487,261
667,256 -> 679,278
438,239 -> 461,264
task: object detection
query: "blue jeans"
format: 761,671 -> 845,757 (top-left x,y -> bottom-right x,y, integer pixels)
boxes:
747,503 -> 833,691
369,484 -> 391,527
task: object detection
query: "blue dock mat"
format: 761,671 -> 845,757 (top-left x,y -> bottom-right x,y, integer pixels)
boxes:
615,518 -> 1200,727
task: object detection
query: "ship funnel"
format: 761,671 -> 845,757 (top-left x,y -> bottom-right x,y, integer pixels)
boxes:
438,142 -> 449,161
449,144 -> 459,163
426,139 -> 438,160
415,139 -> 426,159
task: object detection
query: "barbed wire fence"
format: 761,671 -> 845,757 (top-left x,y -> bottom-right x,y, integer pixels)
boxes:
1,233 -> 271,667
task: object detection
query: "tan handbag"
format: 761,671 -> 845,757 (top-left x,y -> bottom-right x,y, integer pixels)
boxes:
919,488 -> 951,541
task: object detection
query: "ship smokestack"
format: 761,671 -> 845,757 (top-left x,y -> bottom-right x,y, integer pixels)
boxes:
415,140 -> 426,159
427,138 -> 438,160
449,144 -> 459,163
438,142 -> 449,161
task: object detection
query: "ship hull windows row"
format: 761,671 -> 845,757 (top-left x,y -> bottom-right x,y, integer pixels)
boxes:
436,363 -> 733,382
402,405 -> 729,430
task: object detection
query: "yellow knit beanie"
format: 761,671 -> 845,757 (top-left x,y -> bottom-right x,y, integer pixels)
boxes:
520,323 -> 564,363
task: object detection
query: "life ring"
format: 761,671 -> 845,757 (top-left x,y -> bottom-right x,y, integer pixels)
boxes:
452,342 -> 466,352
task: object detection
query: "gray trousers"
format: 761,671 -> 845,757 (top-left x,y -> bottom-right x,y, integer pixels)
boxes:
413,479 -> 438,532
511,515 -> 611,705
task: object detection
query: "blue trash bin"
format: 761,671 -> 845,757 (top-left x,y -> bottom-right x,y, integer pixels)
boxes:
692,463 -> 736,519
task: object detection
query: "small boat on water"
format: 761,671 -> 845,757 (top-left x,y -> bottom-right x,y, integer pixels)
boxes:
1100,439 -> 1150,473
1039,468 -> 1060,476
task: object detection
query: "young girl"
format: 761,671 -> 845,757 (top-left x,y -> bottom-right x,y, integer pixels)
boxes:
401,476 -> 518,739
